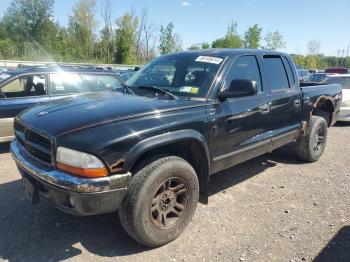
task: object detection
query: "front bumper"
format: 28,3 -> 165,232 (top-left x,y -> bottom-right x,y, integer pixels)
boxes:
338,107 -> 350,122
11,140 -> 131,216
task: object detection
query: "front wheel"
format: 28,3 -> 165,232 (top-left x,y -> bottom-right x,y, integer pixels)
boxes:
294,115 -> 328,162
119,156 -> 199,247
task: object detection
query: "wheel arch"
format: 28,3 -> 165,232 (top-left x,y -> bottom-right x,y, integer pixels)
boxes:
124,130 -> 210,203
311,96 -> 335,126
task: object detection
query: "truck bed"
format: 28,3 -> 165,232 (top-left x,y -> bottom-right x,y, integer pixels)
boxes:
300,83 -> 342,126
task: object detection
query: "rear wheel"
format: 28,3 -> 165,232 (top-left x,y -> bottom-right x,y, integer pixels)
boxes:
294,116 -> 328,162
119,156 -> 199,247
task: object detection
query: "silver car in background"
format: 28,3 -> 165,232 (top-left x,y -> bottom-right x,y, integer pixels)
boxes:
323,74 -> 350,122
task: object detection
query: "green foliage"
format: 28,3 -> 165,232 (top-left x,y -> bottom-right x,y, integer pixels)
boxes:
2,0 -> 54,42
0,38 -> 15,59
305,55 -> 317,69
291,54 -> 306,67
1,0 -> 56,58
244,24 -> 262,48
0,1 -> 348,68
264,31 -> 286,51
291,54 -> 350,70
201,42 -> 210,49
67,0 -> 97,61
98,27 -> 114,64
114,13 -> 139,64
188,42 -> 210,50
158,23 -> 177,55
188,44 -> 200,50
212,21 -> 243,48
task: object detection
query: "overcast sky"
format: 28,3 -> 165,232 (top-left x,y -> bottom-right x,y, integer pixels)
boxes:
0,0 -> 349,56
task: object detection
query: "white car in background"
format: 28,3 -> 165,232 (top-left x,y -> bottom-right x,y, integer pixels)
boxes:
322,74 -> 350,122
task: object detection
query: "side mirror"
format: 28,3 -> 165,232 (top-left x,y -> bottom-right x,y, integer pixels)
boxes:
218,79 -> 257,101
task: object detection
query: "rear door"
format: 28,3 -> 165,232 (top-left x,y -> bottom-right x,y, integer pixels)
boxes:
262,55 -> 302,147
0,74 -> 49,139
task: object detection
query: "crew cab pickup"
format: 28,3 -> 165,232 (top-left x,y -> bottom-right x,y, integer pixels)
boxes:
11,49 -> 341,247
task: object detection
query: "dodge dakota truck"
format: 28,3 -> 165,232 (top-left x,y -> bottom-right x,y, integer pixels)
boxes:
10,49 -> 341,247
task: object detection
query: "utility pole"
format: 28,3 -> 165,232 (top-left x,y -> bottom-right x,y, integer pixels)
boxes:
337,48 -> 349,67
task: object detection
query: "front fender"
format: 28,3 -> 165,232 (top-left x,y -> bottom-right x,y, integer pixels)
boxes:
123,129 -> 210,172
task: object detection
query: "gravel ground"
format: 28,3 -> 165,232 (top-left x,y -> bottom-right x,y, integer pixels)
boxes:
0,124 -> 350,262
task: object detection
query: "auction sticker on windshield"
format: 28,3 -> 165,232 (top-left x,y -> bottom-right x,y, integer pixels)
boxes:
195,56 -> 223,64
180,86 -> 199,94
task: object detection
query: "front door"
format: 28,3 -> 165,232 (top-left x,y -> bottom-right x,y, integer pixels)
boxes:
208,55 -> 271,174
0,74 -> 49,139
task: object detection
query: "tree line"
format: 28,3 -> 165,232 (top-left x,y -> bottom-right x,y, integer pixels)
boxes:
0,0 -> 348,69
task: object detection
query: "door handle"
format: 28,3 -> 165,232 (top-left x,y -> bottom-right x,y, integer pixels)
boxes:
294,99 -> 301,106
259,104 -> 270,113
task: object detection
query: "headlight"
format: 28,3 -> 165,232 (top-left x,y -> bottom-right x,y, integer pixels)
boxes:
56,147 -> 108,178
341,100 -> 350,107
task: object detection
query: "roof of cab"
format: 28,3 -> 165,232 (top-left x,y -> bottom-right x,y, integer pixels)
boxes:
6,65 -> 115,77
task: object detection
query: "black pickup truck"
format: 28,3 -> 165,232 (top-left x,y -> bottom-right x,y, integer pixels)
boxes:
11,49 -> 341,247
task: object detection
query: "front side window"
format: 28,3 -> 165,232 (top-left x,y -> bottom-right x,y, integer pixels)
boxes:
225,55 -> 262,93
1,75 -> 46,98
263,57 -> 290,91
126,53 -> 224,98
50,74 -> 123,95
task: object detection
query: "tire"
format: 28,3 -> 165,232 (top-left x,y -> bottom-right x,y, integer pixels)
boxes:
294,115 -> 328,162
119,156 -> 199,247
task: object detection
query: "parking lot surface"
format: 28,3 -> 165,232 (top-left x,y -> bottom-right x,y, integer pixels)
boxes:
1,124 -> 350,262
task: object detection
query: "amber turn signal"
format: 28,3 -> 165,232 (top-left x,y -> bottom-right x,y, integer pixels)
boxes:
57,162 -> 108,178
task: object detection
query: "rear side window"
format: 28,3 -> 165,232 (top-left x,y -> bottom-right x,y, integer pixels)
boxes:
50,74 -> 123,95
282,57 -> 296,86
226,55 -> 262,92
263,57 -> 290,91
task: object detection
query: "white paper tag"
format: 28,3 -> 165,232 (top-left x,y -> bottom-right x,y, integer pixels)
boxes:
195,56 -> 223,64
179,86 -> 192,93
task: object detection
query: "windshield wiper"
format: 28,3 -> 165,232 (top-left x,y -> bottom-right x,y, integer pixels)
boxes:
137,85 -> 178,100
120,82 -> 135,95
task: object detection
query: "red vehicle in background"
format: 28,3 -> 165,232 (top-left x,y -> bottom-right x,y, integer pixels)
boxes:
325,67 -> 349,74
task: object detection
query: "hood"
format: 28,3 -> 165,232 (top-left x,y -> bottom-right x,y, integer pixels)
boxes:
18,92 -> 204,137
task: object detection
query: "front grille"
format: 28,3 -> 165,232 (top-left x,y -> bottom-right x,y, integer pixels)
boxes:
14,120 -> 53,164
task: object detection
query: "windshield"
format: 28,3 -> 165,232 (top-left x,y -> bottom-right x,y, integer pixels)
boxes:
126,53 -> 224,98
